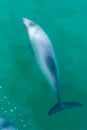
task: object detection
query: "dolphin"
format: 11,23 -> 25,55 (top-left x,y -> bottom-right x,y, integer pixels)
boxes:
22,17 -> 82,116
0,117 -> 16,130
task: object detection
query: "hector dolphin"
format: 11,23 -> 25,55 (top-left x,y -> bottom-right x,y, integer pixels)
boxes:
22,17 -> 82,115
0,117 -> 16,130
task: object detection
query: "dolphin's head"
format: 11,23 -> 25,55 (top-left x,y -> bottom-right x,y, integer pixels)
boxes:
22,17 -> 35,28
22,17 -> 39,41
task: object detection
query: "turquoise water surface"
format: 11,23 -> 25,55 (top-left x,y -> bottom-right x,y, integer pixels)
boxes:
0,0 -> 87,129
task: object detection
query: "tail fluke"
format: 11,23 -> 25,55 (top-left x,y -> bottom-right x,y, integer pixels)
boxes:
48,101 -> 83,116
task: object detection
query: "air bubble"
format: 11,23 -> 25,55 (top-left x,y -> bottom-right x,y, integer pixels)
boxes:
14,107 -> 17,110
10,109 -> 13,112
0,86 -> 2,89
4,110 -> 7,113
23,124 -> 26,127
4,96 -> 7,99
8,102 -> 10,105
1,107 -> 3,110
21,119 -> 24,122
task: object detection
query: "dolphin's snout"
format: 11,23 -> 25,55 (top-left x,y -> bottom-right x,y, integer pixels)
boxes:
22,17 -> 35,27
22,17 -> 32,27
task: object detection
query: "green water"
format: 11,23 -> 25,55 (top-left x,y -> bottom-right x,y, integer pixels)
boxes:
0,0 -> 87,129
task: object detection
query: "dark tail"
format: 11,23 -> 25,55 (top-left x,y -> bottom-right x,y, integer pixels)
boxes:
48,101 -> 83,116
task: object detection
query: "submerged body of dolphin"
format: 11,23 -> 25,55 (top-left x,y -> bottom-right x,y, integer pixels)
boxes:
0,117 -> 16,130
23,17 -> 82,115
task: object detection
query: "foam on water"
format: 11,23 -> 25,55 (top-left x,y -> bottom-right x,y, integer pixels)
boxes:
0,85 -> 27,130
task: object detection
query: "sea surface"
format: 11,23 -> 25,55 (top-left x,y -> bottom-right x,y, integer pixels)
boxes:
0,0 -> 87,129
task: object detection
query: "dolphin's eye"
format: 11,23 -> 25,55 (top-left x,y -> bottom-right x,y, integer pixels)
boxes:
30,22 -> 35,26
